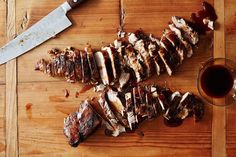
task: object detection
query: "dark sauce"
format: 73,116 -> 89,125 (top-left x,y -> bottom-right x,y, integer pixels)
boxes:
200,65 -> 234,98
189,1 -> 217,34
164,118 -> 183,127
79,84 -> 93,94
26,103 -> 33,111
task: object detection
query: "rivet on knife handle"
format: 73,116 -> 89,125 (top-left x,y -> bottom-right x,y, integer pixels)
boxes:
67,0 -> 84,8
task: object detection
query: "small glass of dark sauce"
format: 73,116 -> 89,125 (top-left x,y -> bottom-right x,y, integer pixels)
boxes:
197,58 -> 236,106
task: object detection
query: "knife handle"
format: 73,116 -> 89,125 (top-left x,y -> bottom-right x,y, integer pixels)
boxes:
67,0 -> 84,8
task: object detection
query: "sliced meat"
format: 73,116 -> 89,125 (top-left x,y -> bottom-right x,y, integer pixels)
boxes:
105,89 -> 129,128
64,47 -> 79,83
172,16 -> 199,45
80,50 -> 91,83
102,46 -> 121,80
35,59 -> 48,73
124,45 -> 145,82
134,39 -> 156,77
65,59 -> 76,83
169,24 -> 193,58
160,35 -> 181,67
98,95 -> 126,137
94,51 -> 110,85
63,84 -> 205,146
132,86 -> 149,122
175,92 -> 192,120
164,29 -> 186,63
125,91 -> 137,130
148,35 -> 166,75
144,86 -> 158,119
102,50 -> 115,83
73,50 -> 83,81
177,92 -> 204,121
150,85 -> 164,114
128,32 -> 139,45
158,48 -> 176,76
85,45 -> 100,84
163,91 -> 182,120
114,39 -> 122,49
63,100 -> 102,147
118,70 -> 131,90
148,41 -> 161,74
160,36 -> 175,52
135,30 -> 151,43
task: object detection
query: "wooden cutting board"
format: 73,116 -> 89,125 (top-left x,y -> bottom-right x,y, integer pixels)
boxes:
0,0 -> 235,156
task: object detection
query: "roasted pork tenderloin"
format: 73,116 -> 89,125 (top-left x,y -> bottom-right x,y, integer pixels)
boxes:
64,85 -> 204,147
36,1 -> 217,86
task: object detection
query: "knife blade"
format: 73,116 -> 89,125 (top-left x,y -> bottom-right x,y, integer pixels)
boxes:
0,0 -> 84,65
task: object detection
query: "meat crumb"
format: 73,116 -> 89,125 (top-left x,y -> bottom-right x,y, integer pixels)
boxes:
75,91 -> 80,98
135,130 -> 144,137
64,89 -> 70,98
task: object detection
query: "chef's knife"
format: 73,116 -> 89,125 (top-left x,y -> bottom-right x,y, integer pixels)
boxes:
0,0 -> 84,65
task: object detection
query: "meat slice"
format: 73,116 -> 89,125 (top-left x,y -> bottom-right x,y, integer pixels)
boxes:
169,24 -> 193,58
134,39 -> 156,77
128,32 -> 139,45
144,86 -> 159,119
85,45 -> 100,84
150,85 -> 164,114
125,91 -> 137,130
172,16 -> 199,45
148,42 -> 162,76
160,36 -> 174,52
163,91 -> 182,120
35,59 -> 48,73
98,95 -> 126,137
132,86 -> 150,122
124,45 -> 145,82
36,48 -> 81,83
64,47 -> 78,83
105,89 -> 129,128
118,70 -> 131,90
80,50 -> 91,83
63,100 -> 102,147
94,51 -> 110,85
102,50 -> 115,84
102,46 -> 122,81
177,92 -> 204,121
164,30 -> 185,63
73,50 -> 83,81
46,48 -> 66,77
158,48 -> 176,76
160,35 -> 181,67
148,35 -> 166,75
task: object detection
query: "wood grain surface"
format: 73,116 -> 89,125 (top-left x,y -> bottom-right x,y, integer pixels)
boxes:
225,0 -> 236,157
212,0 -> 226,157
5,0 -> 19,156
0,0 -> 235,157
0,0 -> 6,157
